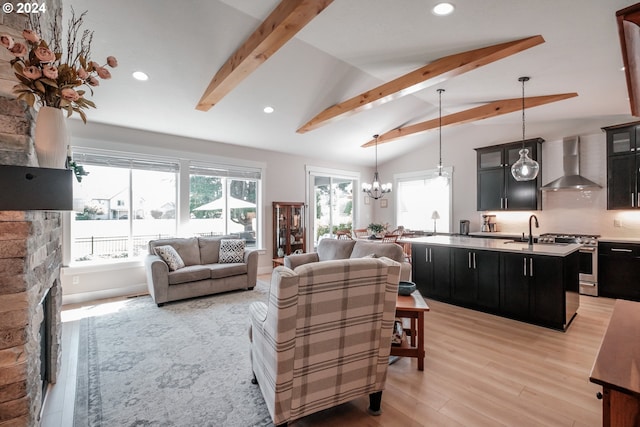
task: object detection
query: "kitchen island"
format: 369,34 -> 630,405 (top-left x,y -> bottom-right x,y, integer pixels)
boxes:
403,235 -> 581,330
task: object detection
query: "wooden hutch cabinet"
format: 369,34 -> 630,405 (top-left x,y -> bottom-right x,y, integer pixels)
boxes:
273,202 -> 306,259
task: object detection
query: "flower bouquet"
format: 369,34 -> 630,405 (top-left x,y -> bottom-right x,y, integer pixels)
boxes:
0,9 -> 117,123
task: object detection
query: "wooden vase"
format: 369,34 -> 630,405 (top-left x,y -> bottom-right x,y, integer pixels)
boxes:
34,106 -> 69,169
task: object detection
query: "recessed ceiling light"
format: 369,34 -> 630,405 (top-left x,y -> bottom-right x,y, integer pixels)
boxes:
132,71 -> 149,81
432,2 -> 455,16
263,106 -> 275,114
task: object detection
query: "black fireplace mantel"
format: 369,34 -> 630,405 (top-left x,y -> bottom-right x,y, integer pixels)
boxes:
0,165 -> 72,210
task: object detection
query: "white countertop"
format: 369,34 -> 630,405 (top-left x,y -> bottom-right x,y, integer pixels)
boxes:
401,235 -> 581,257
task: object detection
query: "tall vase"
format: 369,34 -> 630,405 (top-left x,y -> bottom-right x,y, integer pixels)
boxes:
34,106 -> 69,169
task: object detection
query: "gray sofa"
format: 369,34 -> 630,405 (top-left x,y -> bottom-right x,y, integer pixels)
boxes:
145,236 -> 258,306
284,238 -> 411,281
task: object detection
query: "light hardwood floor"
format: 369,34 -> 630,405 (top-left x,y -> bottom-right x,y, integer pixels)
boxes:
42,283 -> 615,427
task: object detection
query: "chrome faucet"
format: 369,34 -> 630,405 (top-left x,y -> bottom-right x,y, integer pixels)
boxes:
528,214 -> 539,248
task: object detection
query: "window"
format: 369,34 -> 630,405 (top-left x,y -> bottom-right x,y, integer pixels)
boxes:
70,151 -> 179,263
395,167 -> 452,233
69,151 -> 263,265
188,163 -> 260,247
306,166 -> 357,247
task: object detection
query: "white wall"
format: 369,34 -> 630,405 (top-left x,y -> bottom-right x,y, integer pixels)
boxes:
61,121 -> 375,303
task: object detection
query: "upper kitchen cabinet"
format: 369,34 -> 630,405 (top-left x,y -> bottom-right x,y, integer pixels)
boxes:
604,121 -> 640,209
476,138 -> 543,211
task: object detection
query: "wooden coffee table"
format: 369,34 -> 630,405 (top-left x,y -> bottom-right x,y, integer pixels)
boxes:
391,289 -> 430,370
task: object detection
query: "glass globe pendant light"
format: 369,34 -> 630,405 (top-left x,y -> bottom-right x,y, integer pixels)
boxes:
434,88 -> 449,187
511,76 -> 539,181
362,134 -> 392,199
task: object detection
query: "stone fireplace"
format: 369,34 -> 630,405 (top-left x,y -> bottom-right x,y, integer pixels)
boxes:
0,210 -> 63,426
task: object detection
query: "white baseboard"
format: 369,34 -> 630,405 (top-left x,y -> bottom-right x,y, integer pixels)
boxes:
62,283 -> 148,305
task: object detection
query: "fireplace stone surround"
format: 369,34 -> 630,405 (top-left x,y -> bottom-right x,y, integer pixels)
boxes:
0,211 -> 63,426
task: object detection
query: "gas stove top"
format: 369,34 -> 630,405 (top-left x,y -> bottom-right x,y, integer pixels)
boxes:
538,233 -> 599,246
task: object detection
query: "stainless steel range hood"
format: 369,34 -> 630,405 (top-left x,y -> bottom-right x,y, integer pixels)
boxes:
541,136 -> 602,191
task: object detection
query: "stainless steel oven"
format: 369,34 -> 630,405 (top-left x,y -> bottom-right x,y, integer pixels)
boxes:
578,245 -> 598,296
539,233 -> 599,296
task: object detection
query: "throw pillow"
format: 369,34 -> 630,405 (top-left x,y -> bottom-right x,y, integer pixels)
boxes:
219,239 -> 245,263
155,245 -> 185,271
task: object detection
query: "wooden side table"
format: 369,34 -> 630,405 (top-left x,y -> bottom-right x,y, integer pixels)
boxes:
391,289 -> 430,370
272,257 -> 285,268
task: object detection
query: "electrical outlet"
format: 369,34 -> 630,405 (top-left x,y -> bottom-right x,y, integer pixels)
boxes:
614,219 -> 622,228
72,276 -> 80,284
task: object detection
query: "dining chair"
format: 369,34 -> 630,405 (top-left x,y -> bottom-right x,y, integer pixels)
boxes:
381,234 -> 398,243
353,228 -> 369,239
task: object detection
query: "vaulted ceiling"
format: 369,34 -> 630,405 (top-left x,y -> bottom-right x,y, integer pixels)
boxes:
67,0 -> 637,166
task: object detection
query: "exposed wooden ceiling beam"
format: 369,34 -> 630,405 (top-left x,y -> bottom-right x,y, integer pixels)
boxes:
361,93 -> 579,147
297,35 -> 545,133
196,0 -> 333,112
616,3 -> 640,117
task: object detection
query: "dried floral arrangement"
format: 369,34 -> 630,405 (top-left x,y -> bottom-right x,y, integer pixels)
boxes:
0,8 -> 117,122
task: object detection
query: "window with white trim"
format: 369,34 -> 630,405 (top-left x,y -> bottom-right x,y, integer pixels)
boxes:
70,150 -> 179,263
69,151 -> 262,264
395,167 -> 452,233
188,163 -> 259,246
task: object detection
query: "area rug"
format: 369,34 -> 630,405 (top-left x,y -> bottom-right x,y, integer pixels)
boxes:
73,281 -> 273,427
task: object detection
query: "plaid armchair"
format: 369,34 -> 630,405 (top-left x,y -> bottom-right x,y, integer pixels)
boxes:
249,257 -> 401,426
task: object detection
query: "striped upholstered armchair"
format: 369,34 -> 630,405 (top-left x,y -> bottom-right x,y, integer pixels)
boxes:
248,257 -> 401,426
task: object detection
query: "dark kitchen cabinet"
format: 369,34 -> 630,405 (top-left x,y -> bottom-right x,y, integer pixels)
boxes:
409,241 -> 578,330
412,244 -> 450,300
476,138 -> 543,211
501,252 -> 531,316
500,252 -> 568,328
451,248 -> 500,309
603,122 -> 640,209
598,241 -> 640,301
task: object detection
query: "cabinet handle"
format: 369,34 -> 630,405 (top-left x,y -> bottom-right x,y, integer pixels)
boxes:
505,198 -> 508,209
611,248 -> 633,252
426,249 -> 429,263
473,252 -> 477,269
529,258 -> 534,277
633,193 -> 635,208
500,198 -> 504,209
468,252 -> 472,269
596,392 -> 603,400
523,258 -> 527,276
429,248 -> 432,263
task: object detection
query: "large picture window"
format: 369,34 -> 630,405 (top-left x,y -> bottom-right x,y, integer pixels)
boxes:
69,152 -> 262,265
70,152 -> 179,263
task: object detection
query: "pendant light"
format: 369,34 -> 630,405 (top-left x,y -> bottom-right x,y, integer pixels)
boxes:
362,134 -> 392,200
434,88 -> 449,186
511,76 -> 540,181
